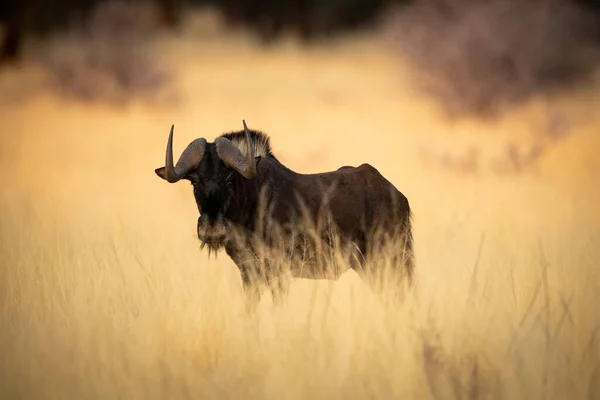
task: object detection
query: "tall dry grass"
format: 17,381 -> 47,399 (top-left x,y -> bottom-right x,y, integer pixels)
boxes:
1,13 -> 599,399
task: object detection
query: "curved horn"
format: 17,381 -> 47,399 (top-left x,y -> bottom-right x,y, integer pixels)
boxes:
158,125 -> 207,183
242,120 -> 256,176
215,119 -> 257,179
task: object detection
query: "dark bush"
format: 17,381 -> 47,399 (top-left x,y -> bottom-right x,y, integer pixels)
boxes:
215,0 -> 407,43
384,0 -> 600,118
35,0 -> 172,104
0,0 -> 184,67
0,0 -> 98,65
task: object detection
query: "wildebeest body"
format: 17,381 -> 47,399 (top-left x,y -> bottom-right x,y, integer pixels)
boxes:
155,121 -> 413,309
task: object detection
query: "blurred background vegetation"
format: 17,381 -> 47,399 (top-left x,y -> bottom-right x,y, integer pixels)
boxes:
2,0 -> 600,114
1,0 -> 600,175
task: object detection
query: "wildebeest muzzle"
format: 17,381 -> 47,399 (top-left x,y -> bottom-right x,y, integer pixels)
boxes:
197,213 -> 228,246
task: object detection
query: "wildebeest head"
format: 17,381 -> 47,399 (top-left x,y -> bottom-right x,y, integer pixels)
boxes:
155,120 -> 261,253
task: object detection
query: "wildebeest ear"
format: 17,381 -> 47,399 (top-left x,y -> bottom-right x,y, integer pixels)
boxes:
155,167 -> 167,180
156,167 -> 195,183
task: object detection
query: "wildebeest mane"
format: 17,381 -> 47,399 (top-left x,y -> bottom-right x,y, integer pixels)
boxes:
219,129 -> 275,160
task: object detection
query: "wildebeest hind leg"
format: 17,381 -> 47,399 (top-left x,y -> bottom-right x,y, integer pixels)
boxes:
352,251 -> 413,303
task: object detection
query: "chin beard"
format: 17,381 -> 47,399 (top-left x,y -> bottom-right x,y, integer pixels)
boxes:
199,240 -> 225,258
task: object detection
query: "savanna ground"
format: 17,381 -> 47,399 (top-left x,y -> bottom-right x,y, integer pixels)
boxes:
1,10 -> 600,400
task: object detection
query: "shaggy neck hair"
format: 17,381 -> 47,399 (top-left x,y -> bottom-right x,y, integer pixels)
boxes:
219,129 -> 275,160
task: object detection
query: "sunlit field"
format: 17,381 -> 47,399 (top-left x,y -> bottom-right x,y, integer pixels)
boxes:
1,12 -> 600,399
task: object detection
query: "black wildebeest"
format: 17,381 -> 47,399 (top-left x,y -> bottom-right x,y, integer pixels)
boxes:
155,121 -> 414,310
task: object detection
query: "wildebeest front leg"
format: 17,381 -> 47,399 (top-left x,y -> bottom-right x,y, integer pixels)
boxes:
240,268 -> 262,315
226,245 -> 263,315
268,272 -> 290,308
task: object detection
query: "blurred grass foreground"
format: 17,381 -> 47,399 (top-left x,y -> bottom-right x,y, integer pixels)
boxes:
1,1 -> 600,399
